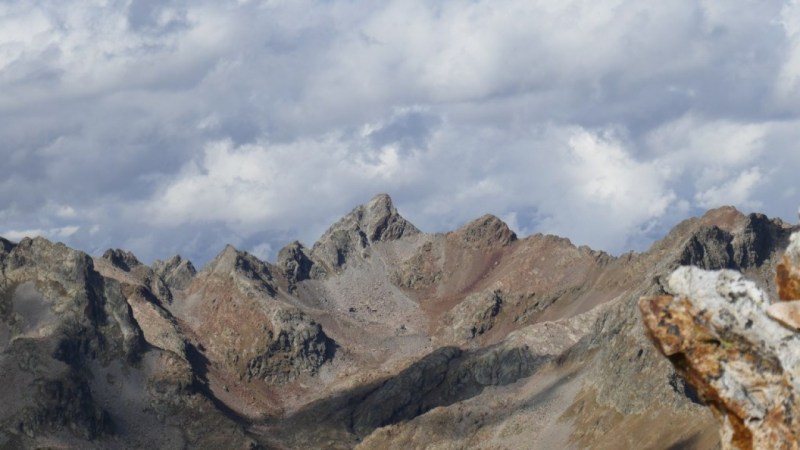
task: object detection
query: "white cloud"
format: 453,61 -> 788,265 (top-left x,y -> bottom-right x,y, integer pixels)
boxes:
2,226 -> 80,242
145,131 -> 424,236
534,127 -> 676,250
2,0 -> 800,263
695,167 -> 764,209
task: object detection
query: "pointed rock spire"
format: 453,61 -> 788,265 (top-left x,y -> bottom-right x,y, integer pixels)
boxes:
102,248 -> 142,272
203,244 -> 277,296
310,193 -> 420,273
152,255 -> 197,291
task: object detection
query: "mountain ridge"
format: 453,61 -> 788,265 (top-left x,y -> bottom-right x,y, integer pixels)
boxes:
0,194 -> 794,449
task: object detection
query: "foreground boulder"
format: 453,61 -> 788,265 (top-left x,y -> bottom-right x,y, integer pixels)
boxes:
639,230 -> 800,449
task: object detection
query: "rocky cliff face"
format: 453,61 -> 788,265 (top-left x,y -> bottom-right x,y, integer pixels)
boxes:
1,194 -> 795,449
0,238 -> 257,449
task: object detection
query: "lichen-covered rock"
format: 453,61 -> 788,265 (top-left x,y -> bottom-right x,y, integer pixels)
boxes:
777,232 -> 800,301
640,263 -> 800,449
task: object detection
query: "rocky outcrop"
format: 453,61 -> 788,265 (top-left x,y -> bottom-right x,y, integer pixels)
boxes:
639,229 -> 800,449
452,214 -> 517,249
276,241 -> 322,291
185,245 -> 335,385
310,193 -> 419,274
124,286 -> 187,359
102,248 -> 143,272
442,288 -> 504,342
203,245 -> 277,298
678,226 -> 735,269
0,238 -> 142,441
246,309 -> 334,384
152,255 -> 196,291
0,238 -> 258,449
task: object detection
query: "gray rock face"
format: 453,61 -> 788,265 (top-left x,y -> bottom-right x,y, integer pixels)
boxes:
245,309 -> 334,384
152,255 -> 196,291
733,213 -> 787,268
679,226 -> 735,269
0,237 -> 14,256
310,193 -> 419,274
678,214 -> 791,272
102,248 -> 143,272
0,238 -> 142,441
276,241 -> 321,291
0,238 -> 256,449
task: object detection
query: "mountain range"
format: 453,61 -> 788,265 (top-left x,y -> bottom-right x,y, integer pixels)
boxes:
0,193 -> 794,449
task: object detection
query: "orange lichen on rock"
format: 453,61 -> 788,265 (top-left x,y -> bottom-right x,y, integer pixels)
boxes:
777,255 -> 800,300
777,233 -> 800,301
639,263 -> 800,450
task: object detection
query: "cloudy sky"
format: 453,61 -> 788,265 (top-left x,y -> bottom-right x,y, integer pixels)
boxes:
2,0 -> 800,265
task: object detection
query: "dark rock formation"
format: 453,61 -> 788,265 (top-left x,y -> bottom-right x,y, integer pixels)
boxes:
245,309 -> 334,384
679,226 -> 735,269
102,248 -> 143,272
276,241 -> 321,291
152,255 -> 196,291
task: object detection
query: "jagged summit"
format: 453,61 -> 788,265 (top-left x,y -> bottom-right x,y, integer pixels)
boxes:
152,254 -> 196,291
204,244 -> 272,277
452,214 -> 517,248
201,244 -> 277,297
102,248 -> 142,272
309,193 -> 420,273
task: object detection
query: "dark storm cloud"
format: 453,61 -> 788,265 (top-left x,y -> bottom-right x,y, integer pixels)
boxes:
2,0 -> 800,265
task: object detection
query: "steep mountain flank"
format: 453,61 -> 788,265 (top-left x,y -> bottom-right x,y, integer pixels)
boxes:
0,194 -> 795,449
0,239 -> 256,449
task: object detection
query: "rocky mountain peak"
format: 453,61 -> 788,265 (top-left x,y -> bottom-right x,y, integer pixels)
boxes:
9,237 -> 95,280
452,214 -> 517,248
101,248 -> 142,272
203,244 -> 276,296
363,193 -> 419,242
310,193 -> 420,273
152,255 -> 196,291
697,205 -> 745,231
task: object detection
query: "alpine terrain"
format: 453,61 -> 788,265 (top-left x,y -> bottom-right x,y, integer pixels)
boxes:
0,193 -> 794,449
